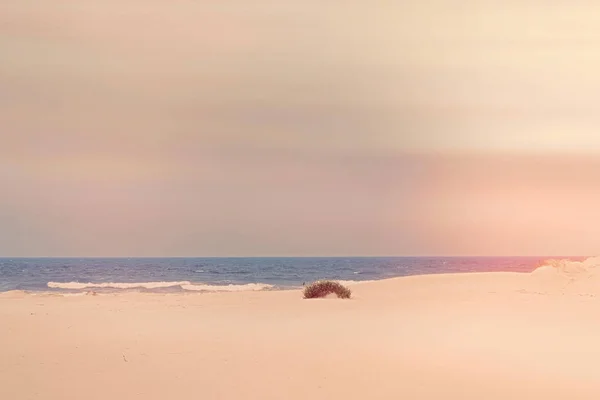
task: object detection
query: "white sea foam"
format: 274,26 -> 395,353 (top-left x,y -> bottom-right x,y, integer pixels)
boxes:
61,291 -> 97,297
332,279 -> 376,286
181,283 -> 273,292
47,281 -> 273,292
48,281 -> 192,290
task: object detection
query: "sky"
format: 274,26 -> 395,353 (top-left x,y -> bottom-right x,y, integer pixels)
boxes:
2,1 -> 600,256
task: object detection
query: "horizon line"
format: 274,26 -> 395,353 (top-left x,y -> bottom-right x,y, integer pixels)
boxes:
0,255 -> 588,259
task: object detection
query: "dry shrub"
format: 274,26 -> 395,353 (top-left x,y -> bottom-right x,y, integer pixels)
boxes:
303,280 -> 351,299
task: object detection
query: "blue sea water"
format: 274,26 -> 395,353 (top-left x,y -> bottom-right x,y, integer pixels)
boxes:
0,256 -> 582,293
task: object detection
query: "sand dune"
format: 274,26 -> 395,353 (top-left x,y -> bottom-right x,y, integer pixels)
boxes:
2,260 -> 600,399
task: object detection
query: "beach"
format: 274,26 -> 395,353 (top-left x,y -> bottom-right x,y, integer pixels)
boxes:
2,263 -> 600,399
4,1 -> 600,398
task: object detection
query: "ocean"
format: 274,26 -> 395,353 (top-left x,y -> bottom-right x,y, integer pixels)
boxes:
0,256 -> 583,293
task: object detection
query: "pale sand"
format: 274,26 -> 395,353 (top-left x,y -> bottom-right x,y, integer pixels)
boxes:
3,261 -> 600,399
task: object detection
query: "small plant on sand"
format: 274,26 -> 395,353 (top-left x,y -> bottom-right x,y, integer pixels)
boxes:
303,280 -> 352,299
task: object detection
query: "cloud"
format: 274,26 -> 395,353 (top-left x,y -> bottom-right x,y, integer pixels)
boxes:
3,1 -> 600,255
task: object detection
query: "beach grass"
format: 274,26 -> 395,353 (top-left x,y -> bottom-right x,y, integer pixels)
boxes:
303,280 -> 352,299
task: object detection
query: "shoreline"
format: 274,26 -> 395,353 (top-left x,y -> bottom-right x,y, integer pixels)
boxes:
0,256 -> 557,294
0,271 -> 527,297
3,266 -> 600,399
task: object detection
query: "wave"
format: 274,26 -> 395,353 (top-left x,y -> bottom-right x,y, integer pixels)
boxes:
194,269 -> 224,274
61,291 -> 98,297
330,279 -> 376,286
181,283 -> 273,292
47,281 -> 273,292
48,281 -> 193,290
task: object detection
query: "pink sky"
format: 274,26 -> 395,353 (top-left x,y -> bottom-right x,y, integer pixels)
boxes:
2,1 -> 600,256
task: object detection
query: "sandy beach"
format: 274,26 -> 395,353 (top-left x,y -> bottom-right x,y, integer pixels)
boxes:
3,262 -> 600,399
5,1 -> 600,398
